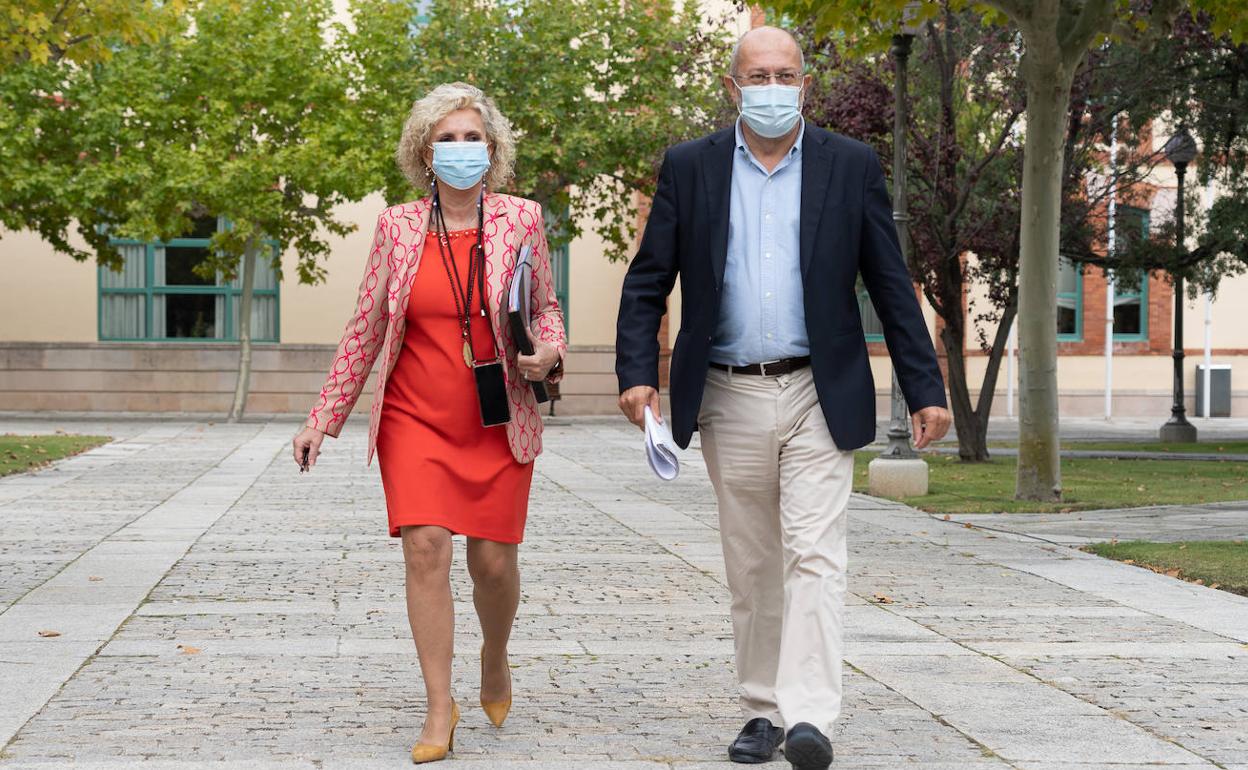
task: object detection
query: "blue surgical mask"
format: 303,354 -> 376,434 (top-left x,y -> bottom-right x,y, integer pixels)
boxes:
432,141 -> 490,190
734,81 -> 803,139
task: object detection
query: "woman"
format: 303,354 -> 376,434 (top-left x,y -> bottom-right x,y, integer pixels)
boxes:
291,82 -> 566,764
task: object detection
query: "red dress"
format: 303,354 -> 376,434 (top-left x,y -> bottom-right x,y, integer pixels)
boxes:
375,228 -> 534,542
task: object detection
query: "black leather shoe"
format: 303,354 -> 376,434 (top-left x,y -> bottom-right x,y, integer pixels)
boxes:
784,723 -> 833,770
728,717 -> 785,763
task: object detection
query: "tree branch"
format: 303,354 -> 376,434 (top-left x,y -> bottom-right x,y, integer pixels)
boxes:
981,0 -> 1033,25
1059,0 -> 1115,67
949,106 -> 1023,227
974,291 -> 1017,418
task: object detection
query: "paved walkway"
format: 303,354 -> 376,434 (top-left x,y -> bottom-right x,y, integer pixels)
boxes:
950,501 -> 1248,545
1,416 -> 1246,769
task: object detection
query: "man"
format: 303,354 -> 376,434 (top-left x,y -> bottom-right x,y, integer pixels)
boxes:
615,26 -> 952,770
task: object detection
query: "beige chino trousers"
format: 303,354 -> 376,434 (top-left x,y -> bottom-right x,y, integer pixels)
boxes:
697,365 -> 854,735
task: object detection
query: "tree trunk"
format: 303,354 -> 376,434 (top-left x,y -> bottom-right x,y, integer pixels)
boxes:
974,298 -> 1018,462
227,238 -> 258,423
1014,53 -> 1073,501
939,325 -> 989,462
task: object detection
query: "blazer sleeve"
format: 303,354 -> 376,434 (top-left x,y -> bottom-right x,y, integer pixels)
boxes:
305,211 -> 395,436
615,149 -> 680,392
858,153 -> 948,412
525,202 -> 568,385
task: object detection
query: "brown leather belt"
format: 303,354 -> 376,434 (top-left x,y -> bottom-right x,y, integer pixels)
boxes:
709,356 -> 811,376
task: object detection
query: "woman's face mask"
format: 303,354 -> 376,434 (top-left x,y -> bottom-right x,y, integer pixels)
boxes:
432,141 -> 491,190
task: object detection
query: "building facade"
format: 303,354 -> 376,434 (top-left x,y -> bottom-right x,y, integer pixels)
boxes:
2,9 -> 1245,422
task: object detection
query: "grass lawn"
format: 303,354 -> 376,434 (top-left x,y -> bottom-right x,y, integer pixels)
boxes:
0,434 -> 112,477
983,440 -> 1248,455
853,451 -> 1248,513
1083,540 -> 1248,597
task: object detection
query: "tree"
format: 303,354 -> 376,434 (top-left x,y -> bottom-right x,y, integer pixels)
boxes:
55,0 -> 375,419
1061,13 -> 1248,287
363,0 -> 733,258
760,0 -> 1248,501
3,0 -> 732,420
0,0 -> 184,70
803,11 -> 1027,463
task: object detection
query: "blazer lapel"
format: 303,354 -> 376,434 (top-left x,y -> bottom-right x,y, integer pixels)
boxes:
701,129 -> 734,288
481,193 -> 516,355
391,199 -> 432,318
799,128 -> 834,279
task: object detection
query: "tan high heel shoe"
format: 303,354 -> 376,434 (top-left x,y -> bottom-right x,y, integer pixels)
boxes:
480,644 -> 512,728
410,700 -> 459,764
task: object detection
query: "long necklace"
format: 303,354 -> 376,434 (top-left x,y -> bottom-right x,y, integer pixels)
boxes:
432,186 -> 487,368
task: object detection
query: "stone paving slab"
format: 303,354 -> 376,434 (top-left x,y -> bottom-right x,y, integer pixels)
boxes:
0,416 -> 1245,768
950,501 -> 1248,545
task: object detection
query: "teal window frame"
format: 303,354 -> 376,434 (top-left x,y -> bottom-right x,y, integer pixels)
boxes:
98,220 -> 280,343
544,206 -> 570,338
856,281 -> 885,342
1111,205 -> 1150,342
1057,257 -> 1084,342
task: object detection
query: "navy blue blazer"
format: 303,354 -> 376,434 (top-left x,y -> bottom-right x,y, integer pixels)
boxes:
615,124 -> 948,451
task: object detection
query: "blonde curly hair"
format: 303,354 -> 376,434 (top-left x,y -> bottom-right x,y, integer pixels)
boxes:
395,82 -> 517,192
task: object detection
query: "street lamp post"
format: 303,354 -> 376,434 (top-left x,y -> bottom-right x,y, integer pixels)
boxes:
880,16 -> 920,461
1159,126 -> 1198,443
868,6 -> 930,498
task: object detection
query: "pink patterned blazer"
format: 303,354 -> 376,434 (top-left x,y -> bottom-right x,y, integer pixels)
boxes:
305,193 -> 567,466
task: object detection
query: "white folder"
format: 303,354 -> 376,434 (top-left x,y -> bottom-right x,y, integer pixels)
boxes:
643,405 -> 680,481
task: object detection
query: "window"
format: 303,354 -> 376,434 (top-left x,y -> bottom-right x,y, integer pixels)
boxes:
1111,269 -> 1148,340
856,280 -> 884,341
1057,257 -> 1083,340
545,207 -> 570,337
99,217 -> 279,342
1112,206 -> 1150,341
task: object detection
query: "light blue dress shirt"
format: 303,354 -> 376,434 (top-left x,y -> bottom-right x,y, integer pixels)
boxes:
709,118 -> 809,367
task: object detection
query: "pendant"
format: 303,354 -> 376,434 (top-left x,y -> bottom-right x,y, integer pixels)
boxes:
463,339 -> 474,368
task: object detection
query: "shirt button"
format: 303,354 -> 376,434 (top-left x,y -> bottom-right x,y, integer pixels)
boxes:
765,252 -> 772,259
766,333 -> 774,339
765,292 -> 772,298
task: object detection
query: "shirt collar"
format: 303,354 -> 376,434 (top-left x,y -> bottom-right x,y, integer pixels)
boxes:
734,116 -> 805,162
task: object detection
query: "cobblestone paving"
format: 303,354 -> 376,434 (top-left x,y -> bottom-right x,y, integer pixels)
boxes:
0,416 -> 1246,769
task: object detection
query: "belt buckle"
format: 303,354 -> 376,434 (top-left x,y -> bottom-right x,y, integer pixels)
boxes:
757,359 -> 783,376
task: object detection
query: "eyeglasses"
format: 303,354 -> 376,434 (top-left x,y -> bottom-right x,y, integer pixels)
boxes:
733,70 -> 802,87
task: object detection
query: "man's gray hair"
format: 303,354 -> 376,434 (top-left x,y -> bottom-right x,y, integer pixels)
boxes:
728,26 -> 806,76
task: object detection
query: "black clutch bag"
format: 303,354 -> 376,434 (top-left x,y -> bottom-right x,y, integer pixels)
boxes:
473,359 -> 511,427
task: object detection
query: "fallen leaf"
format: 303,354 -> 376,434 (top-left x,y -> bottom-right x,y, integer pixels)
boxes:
1123,559 -> 1136,565
1164,568 -> 1181,578
943,514 -> 952,521
177,644 -> 201,655
1193,578 -> 1205,585
963,522 -> 974,529
1136,485 -> 1146,492
88,575 -> 103,582
1178,543 -> 1188,550
1211,583 -> 1221,589
37,630 -> 61,638
872,593 -> 895,604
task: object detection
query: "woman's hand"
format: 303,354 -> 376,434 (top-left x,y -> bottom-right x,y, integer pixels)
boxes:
517,327 -> 560,382
292,426 -> 327,472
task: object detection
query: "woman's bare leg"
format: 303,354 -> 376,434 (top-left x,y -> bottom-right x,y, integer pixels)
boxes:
401,525 -> 456,745
466,537 -> 519,702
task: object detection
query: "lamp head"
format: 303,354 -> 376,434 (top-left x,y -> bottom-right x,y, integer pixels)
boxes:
1163,125 -> 1198,166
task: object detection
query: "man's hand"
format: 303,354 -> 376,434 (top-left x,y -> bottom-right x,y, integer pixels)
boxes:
619,385 -> 661,431
911,406 -> 952,450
